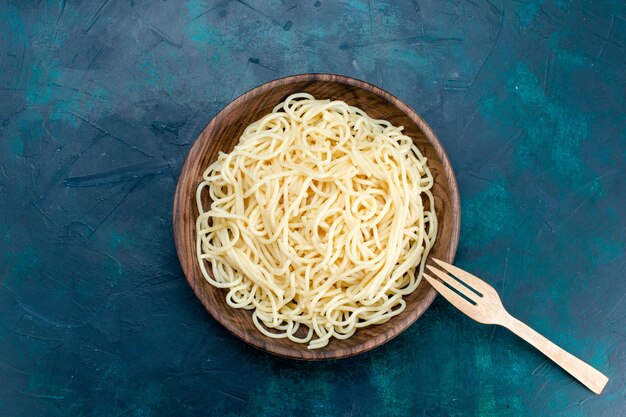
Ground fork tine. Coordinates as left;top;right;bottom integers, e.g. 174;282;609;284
426;265;480;303
423;273;476;313
433;258;492;295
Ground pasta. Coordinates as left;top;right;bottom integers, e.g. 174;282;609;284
196;93;437;349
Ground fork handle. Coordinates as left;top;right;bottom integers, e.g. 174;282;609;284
502;315;609;394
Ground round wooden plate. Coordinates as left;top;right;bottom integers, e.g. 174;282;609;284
173;74;460;360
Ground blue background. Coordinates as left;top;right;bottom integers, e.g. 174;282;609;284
1;1;625;416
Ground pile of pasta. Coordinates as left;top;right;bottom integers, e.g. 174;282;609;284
196;93;437;349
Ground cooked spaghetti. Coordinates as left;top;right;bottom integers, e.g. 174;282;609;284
196;93;437;349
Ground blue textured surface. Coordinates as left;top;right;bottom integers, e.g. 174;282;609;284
1;1;625;416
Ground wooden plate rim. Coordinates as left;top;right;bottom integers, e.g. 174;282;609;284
173;73;460;360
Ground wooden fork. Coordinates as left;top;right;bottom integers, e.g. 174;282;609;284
424;258;609;394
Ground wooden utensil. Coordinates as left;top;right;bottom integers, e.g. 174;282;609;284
173;74;461;360
424;259;609;394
